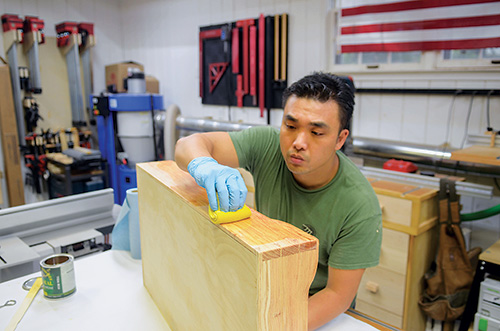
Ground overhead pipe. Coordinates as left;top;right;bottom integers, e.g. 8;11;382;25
175;116;257;132
163;112;495;198
352;137;452;162
351;136;500;177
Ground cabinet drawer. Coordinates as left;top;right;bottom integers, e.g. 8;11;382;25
357;266;406;317
356;299;403;329
377;194;412;227
379;228;409;274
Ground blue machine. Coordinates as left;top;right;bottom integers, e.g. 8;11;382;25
92;93;164;204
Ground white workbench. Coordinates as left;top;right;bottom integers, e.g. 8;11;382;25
0;250;381;330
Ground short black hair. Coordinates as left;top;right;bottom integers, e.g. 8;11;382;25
282;72;355;131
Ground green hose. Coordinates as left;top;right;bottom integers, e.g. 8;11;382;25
461;203;500;222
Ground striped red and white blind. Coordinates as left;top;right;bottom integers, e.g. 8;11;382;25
338;0;500;53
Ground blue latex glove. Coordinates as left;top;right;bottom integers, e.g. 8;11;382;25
188;157;248;212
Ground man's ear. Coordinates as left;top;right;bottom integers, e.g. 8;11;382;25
335;129;349;151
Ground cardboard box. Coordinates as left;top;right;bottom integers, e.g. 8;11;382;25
105;61;144;93
145;75;159;94
0;65;25;206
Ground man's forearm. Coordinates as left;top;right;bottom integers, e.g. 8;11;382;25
174;134;213;171
307;287;352;330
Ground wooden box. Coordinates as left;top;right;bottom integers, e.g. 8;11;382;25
137;161;318;330
0;65;25;206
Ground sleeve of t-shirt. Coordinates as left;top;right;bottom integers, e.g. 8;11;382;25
229;126;277;173
329;213;382;270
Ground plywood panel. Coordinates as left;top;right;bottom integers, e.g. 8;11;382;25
480;239;500;267
15;37;73;131
137;160;318;330
450;145;500;166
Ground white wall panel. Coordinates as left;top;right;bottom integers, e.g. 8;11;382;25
352;72;500;149
288;1;307;81
354;94;381;138
401;95;427;144
379;95;403;141
425;96;451;146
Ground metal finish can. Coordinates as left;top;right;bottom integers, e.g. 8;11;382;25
40;254;76;299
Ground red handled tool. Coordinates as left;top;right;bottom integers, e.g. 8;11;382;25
199;28;222;98
249;25;257;105
258;14;265;117
232;28;239;74
208;62;228;93
236;19;254;95
235;75;244;107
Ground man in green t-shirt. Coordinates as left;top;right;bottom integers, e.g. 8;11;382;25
175;72;382;330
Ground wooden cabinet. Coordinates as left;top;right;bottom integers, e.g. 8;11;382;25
356;179;439;331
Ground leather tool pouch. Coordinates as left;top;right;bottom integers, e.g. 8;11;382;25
418;179;480;322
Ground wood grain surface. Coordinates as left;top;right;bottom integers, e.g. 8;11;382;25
137;160;318;330
450;145;500;166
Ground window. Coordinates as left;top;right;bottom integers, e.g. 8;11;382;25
336;51;422;65
443;48;500;61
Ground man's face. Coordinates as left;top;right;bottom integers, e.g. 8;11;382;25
279;95;349;189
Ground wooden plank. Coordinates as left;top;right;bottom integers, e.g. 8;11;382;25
451;145;500;166
403;228;438;330
356;299;403;329
371;180;418;196
405;187;438;200
480;239;500;265
137;161;318;330
0;173;3;205
17;37;73;131
0;65;25;206
346;310;402;331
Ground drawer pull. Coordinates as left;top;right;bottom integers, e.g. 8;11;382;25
365;281;379;294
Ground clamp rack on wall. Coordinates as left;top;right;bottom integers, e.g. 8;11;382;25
1;14;45;146
55;22;96;130
78;23;96;127
78;23;97;149
56;22;86;127
23;16;44;94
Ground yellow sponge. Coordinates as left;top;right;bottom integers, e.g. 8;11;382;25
208;204;252;224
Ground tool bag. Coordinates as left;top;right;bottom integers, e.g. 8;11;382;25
418;178;480;322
